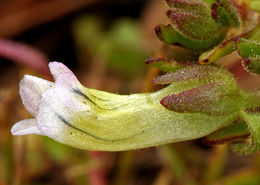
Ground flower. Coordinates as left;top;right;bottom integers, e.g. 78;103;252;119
11;62;244;151
11;62;92;139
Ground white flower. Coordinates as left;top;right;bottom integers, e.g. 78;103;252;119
11;62;238;151
11;62;91;138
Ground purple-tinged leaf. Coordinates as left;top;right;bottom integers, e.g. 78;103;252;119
165;0;209;15
167;10;220;40
212;0;242;27
152;65;229;85
160;82;241;115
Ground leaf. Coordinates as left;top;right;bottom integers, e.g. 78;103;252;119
203;120;250;145
154;24;226;51
145;57;191;72
199;11;259;64
155;0;242;52
154;65;242;115
199;39;234;64
152;65;234;85
167;10;220;40
160;82;241;115
232;111;260;155
211;0;241;27
235;38;260;74
242;11;260;38
165;0;210;15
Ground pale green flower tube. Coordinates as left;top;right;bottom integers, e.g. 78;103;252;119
11;62;241;151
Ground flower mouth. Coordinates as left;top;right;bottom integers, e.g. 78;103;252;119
11;62;92;137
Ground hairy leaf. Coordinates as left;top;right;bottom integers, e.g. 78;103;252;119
235;38;260;74
199;11;260;64
199;39;234;64
165;0;210;15
167;10;220;40
232;111;260;155
211;0;241;27
155;24;226;51
145;57;191;72
155;0;241;52
203;120;250;145
152;65;234;85
160;82;241;115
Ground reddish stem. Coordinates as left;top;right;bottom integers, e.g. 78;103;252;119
88;151;107;185
0;38;50;76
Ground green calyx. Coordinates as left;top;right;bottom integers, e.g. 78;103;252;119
236;38;260;74
155;0;241;52
199;10;260;75
147;60;260;155
203;120;250;145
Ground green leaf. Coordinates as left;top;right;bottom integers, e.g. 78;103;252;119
235;38;260;74
155;24;227;52
232;111;260;155
199;39;234;64
165;0;210;15
236;39;260;58
203;120;250;145
211;0;241;27
152;65;234;85
155;0;242;52
243;12;260;38
145;57;191;72
199;12;260;64
167;10;221;41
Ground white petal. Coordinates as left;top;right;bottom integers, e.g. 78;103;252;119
54;87;91;112
49;62;74;80
36;90;69;139
20;75;54;116
11;119;44;135
53;72;91;112
55;71;80;89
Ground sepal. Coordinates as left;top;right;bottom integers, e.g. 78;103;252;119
145;57;191;72
152;65;234;85
155;0;241;52
203;120;250;145
235;38;260;74
232;111;260;155
211;0;241;27
160;82;241;115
